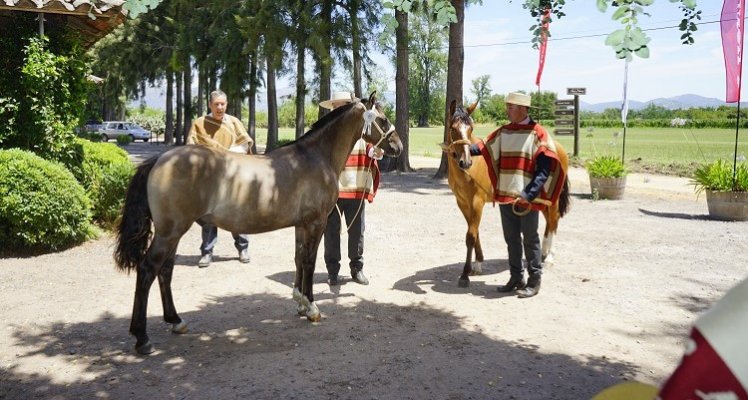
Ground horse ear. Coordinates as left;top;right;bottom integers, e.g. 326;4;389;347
466;101;478;115
438;142;450;152
449;100;457;116
368;91;377;105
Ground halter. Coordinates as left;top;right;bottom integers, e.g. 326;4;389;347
362;102;395;149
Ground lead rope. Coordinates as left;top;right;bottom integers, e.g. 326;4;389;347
334;103;391;233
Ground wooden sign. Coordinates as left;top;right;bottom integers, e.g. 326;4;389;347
554;129;574;136
555;119;574;126
554;109;574;116
554;99;574;106
567;87;587;95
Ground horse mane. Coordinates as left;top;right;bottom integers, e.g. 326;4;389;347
271;101;360;151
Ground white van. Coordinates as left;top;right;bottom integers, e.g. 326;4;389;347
100;121;151;142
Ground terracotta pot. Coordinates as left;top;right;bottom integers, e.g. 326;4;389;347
589;176;626;200
706;190;748;221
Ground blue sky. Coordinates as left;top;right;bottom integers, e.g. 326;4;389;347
458;1;730;104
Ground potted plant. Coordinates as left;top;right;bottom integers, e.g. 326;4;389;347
585;155;627;200
691;160;748;221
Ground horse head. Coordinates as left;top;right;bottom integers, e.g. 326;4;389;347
442;99;478;170
361;91;403;158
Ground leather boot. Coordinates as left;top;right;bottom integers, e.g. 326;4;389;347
517;273;541;298
497;275;526;292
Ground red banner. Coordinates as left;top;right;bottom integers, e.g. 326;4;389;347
535;8;551;87
721;0;746;103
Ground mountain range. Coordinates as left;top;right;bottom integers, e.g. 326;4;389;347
580;94;731;112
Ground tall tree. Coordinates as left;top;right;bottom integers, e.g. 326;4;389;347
434;0;465;179
470;74;491;104
408;8;448;128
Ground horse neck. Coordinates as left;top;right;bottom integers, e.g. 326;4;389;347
316;104;366;173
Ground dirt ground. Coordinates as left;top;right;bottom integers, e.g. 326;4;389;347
1;142;747;399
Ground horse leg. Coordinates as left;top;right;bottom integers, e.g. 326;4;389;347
130;234;173;355
458;231;476;288
292;224;325;322
542;207;560;265
470;196;485;276
158;246;188;335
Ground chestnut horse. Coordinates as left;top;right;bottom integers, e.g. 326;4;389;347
441;100;570;287
114;93;402;354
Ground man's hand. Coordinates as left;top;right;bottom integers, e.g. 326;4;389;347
368;147;384;160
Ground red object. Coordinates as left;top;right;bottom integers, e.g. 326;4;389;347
721;0;746;103
535;8;551;87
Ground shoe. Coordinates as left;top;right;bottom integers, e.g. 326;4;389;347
327;274;339;286
198;253;212;268
351;270;369;285
239;249;250;264
517;274;541;298
497;275;526;292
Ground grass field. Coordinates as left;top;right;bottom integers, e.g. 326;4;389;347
259;125;748;176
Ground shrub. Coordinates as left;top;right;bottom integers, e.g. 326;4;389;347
116;134;133;145
67;138;133;226
691;160;748;195
585;155;627;178
0;149;95;252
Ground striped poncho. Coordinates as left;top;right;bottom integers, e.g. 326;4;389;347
477;122;565;211
338;139;380;203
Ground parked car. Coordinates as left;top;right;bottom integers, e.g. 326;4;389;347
99;121;151;142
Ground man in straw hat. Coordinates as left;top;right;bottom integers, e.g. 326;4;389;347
470;91;566;298
320;91;384;286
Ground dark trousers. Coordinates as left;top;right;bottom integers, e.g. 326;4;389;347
499;204;542;277
324;198;365;277
199;223;249;255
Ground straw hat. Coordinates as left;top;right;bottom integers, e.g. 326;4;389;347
320;91;355;110
505;92;534;108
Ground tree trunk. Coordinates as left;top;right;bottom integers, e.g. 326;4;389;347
182;60;192;145
197;66;205;117
266;57;279;150
434;0;465;179
350;0;363;98
165;69;174;145
392;8;415;173
317;0;333;119
175;70;183;145
247;51;258;153
295;41;306;139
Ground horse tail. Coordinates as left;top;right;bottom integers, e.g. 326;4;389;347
557;178;571;217
114;156;158;273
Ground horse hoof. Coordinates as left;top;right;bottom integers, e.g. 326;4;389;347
135;341;155;355
458;278;470;288
306;302;321;322
470;262;483;276
172;321;188;334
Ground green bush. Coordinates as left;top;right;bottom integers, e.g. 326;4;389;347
691;160;748;195
0;149;95;252
585;155;627;178
116;134;133;145
67;138;133;226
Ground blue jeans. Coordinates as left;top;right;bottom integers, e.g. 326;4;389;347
324;198;365;277
199;223;248;255
499;204;542;277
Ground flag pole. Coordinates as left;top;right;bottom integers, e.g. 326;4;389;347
621;59;630;165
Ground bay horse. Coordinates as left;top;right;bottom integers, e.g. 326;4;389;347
114;93;402;354
441;100;570;288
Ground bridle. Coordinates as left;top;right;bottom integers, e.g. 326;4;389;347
361;101;395;150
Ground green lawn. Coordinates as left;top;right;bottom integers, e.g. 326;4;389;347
257;125;748;175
